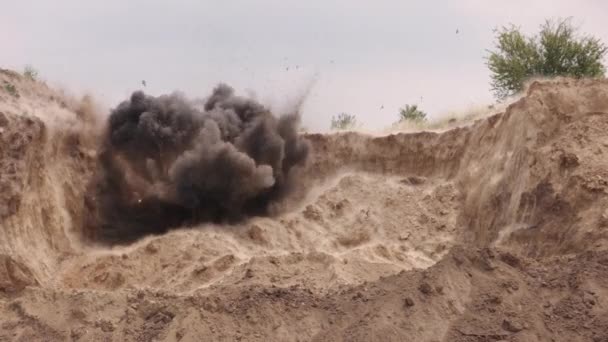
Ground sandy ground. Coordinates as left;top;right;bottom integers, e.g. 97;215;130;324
2;69;608;341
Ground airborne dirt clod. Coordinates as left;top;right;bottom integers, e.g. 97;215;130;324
2;69;608;341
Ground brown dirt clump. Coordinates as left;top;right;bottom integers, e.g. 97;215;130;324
0;255;39;293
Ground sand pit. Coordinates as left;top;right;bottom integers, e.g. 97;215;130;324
58;173;458;293
2;69;608;341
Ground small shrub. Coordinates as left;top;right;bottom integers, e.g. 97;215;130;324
330;113;357;130
398;104;427;123
23;65;38;81
3;82;19;97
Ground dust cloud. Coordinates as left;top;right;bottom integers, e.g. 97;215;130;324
86;84;310;243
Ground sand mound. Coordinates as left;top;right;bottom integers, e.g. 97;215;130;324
2;69;608;341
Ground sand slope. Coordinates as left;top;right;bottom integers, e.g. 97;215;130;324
1;69;608;341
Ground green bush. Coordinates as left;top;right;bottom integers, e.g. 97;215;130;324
398;104;427;123
487;18;607;99
3;82;18;97
330;113;357;130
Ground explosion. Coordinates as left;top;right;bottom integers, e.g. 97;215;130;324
86;84;310;243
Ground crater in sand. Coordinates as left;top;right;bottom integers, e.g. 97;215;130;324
58;172;461;293
4;74;608;341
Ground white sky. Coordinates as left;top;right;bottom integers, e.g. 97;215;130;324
1;0;607;131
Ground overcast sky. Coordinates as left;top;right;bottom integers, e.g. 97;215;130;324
2;0;607;131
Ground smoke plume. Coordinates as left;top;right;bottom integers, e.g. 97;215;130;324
86;84;310;243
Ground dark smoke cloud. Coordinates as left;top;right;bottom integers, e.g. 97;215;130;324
86;84;310;243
